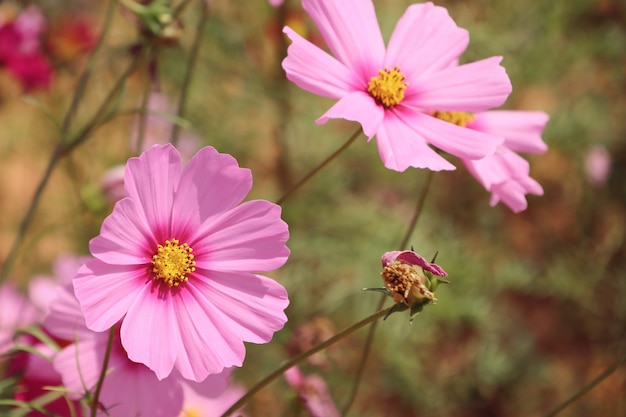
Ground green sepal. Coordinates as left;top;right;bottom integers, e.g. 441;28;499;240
383;302;408;320
362;287;391;296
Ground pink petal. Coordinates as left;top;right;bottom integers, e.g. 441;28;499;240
44;284;91;341
315;90;384;138
172;146;252;237
469;111;549;154
403;110;504;160
89;198;155;265
489;181;529;212
120;284;182;380
73;259;147;332
123;144;181;242
396;251;447;276
282;27;359;99
194;271;289;344
192;200;290;273
302;0;385;80
406;56;512;111
375;110;456;171
385;3;469;76
54;338;102;398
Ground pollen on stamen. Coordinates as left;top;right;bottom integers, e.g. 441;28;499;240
432;110;475;127
152;238;196;287
381;260;436;306
367;66;408;108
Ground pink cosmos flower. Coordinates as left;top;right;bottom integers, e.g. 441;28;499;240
0;283;39;355
74;144;290;382
458;111;549;212
282;0;512;172
45;284;230;417
179;380;246;417
284;366;340;417
584;145;611;186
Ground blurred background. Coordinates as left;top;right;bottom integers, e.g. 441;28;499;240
0;0;624;416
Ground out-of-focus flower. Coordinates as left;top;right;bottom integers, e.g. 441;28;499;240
179;380;246;417
585;145;611;186
287;316;336;370
45;284;230;417
74;144;290;381
284;366;340;417
0;283;39;355
440;110;549;212
381;250;447;308
0;5;52;90
47;16;96;62
269;0;285;7
100;164;127;204
282;0;511;172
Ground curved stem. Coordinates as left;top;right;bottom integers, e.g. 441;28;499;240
170;0;208;146
543;350;626;417
275;128;362;206
220;306;392;417
341;170;434;415
90;326;115;417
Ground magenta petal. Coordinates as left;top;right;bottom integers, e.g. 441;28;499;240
194;271;288;344
381;251;403;267
386;3;469;75
396;251;447;276
123;144;180;240
120;285;181;380
470;111;549;154
73;259;147;332
316;91;384;138
404;111;504;160
192;200;289;273
407;56;512;111
90;198;155;265
282;27;359;99
375;111;456;172
303;0;384;80
172;146;252;237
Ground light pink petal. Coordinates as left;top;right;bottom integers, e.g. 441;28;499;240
315;91;384;138
375;110;456;172
0;284;39;354
123;144;181;241
89;198;155;265
469;111;549;154
73;259;147;332
181;379;246;417
44;284;91;341
28;277;59;316
282;27;359;99
54;338;102;398
193;271;289;344
302;0;385;80
385;3;469;76
402;110;504;160
120;284;182;380
489;182;529;212
406;56;512;111
192;200;290;273
172;147;252;237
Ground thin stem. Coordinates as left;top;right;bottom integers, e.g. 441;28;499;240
220;306;393;417
135;73;153;154
341;171;434;415
543;351;626;417
170;0;208;146
275;128;362;206
90;327;116;417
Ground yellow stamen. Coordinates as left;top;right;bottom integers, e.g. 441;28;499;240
432;111;474;127
381;260;436;306
152;239;196;287
367;66;408;108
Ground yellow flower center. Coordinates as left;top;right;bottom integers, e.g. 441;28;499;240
152;239;196;287
381;260;436;306
367;66;408;108
432;111;474;127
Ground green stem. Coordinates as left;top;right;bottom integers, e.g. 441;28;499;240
275;128;362;206
170;0;208;146
220;306;392;417
90;327;116;417
341;170;434;415
543;351;626;417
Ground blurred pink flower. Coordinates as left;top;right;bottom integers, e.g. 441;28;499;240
584;145;611;186
45;284;230;417
179;380;246;417
74;144;290;381
100;164;127;204
459;111;549;212
285;366;340;417
269;0;285;7
282;0;511;172
0;6;52;90
0;283;39;355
